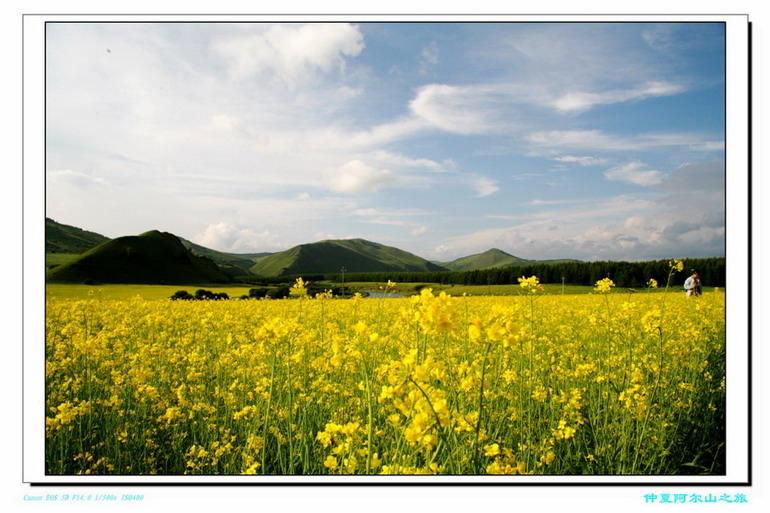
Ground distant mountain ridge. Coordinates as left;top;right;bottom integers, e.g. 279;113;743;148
44;219;578;284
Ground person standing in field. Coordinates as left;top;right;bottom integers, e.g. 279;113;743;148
684;270;702;297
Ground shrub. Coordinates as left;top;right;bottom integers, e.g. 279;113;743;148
249;288;269;299
170;290;194;300
267;286;290;299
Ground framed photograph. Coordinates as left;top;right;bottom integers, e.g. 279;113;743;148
20;10;754;511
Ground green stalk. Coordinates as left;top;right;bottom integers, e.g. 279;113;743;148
473;342;493;472
408;377;457;473
260;352;277;473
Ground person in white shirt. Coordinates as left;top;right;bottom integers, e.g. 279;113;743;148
684;270;701;297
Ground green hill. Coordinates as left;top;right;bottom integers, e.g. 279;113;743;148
46;230;231;285
45;218;110;254
250;238;448;277
441;248;532;271
178;237;271;278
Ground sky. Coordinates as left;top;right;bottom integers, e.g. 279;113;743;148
45;21;726;262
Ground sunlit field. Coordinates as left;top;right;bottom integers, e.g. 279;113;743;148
45;275;725;476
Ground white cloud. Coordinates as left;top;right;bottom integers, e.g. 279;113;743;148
526;129;723;153
642;25;679;51
313;118;428;151
353;207;433;218
551;155;610;167
418;41;439;75
48;169;110;189
209;113;247;135
323;160;394;195
659;160;725;192
367;150;444;171
212;23;364;87
551;81;684;114
470;176;499;197
528;199;579;206
409;84;512;135
604;162;665;187
193;222;284;253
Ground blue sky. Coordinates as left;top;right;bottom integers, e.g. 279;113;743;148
45;21;726;262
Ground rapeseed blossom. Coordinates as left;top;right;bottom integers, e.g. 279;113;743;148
593;277;615;293
45;281;725;476
669;259;685;272
518;275;545;294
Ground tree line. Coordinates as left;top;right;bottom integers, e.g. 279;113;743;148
258;257;725;289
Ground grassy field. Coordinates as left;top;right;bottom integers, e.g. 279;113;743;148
45;278;725;476
45;283;261;301
45;281;714;301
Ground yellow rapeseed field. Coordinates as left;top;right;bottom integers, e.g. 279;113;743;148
45;275;725;476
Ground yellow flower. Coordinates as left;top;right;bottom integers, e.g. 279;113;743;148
518;276;544;294
316;431;332;448
290;277;308;297
540;451;556;465
323;455;338;470
593;277;615;293
669;259;684;272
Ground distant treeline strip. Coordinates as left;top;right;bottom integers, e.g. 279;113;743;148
258;257;725;289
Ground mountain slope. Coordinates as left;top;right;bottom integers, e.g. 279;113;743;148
441;248;532;271
250;238;448;277
178;237;272;277
45;218;110;254
46;230;231;284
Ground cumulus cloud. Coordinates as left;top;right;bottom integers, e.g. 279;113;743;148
212;23;364;86
323;160;394;194
604;161;665;187
434;202;724;262
193;222;283;253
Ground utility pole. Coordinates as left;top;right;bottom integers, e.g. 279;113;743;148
341;266;347;298
562;275;566;295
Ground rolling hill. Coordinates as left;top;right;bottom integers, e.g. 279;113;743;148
46;230;232;284
250;238;448;277
178;237;272;278
44;220;582;283
45;218;110;254
441;248;533;271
